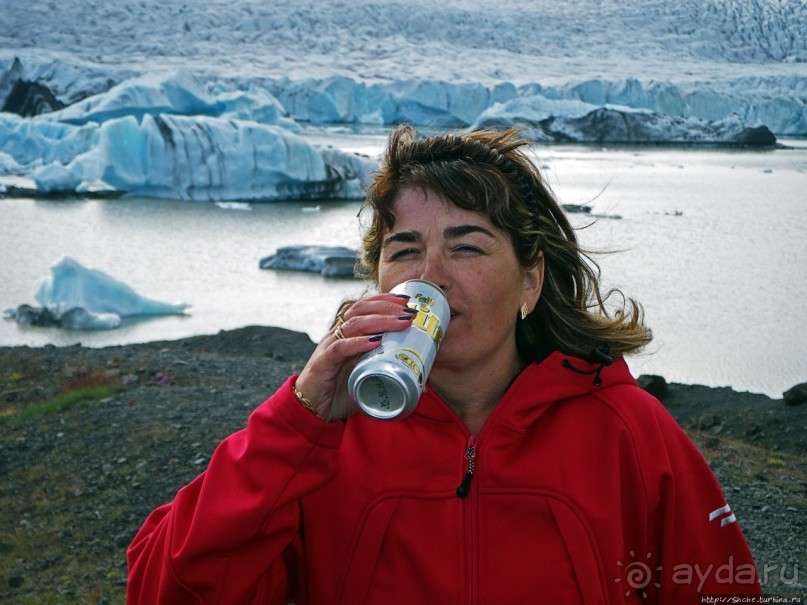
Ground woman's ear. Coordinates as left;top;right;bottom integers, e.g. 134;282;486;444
522;253;545;314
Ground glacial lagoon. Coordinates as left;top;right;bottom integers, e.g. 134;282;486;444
2;136;805;398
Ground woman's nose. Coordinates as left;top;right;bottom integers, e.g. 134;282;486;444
419;252;448;290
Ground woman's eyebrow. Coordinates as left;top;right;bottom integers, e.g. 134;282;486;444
444;224;496;240
383;230;422;246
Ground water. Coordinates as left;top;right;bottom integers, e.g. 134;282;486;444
1;135;805;398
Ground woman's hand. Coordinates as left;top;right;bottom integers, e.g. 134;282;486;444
295;293;415;421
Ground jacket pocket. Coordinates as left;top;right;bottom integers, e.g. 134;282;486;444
337;497;401;605
479;492;607;604
547;498;608;605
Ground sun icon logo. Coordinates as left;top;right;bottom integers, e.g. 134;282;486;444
615;550;662;598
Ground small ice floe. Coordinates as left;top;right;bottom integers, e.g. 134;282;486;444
215;201;252;211
3;256;190;330
301;205;321;212
259;245;359;279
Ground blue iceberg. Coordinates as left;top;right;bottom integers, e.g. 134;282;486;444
3;69;374;201
4;256;190;330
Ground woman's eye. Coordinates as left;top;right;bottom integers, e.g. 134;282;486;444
455;245;483;255
389;248;419;260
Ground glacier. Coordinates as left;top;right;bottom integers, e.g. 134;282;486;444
0;65;797;202
3;256;190;330
1;0;806;201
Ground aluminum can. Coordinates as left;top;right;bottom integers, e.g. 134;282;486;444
348;279;450;420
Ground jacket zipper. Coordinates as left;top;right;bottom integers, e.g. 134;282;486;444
457;434;479;604
456;435;477;498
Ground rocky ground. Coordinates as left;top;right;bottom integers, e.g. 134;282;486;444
0;325;804;604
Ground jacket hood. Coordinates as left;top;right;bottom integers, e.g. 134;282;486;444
416;350;639;431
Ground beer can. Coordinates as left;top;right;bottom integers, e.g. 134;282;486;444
348;279;450;420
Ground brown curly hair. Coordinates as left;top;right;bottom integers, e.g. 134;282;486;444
358;124;652;361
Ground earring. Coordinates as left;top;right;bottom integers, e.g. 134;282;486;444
520;302;529;320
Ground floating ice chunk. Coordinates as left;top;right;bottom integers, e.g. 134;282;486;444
33;162;81;192
0;150;24;176
215;201;252;211
11;256;191;330
260;246;359;278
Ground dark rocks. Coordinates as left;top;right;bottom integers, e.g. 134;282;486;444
8;575;23;589
784;382;807;406
697;412;723;431
172;325;317;361
638;374;669;399
259;245;360;279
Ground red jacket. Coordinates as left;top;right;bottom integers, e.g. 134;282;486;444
127;353;761;604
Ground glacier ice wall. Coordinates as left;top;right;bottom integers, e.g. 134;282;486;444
0;61;803;202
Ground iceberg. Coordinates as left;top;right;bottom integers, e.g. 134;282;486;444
544;108;777;146
2;67;373;201
260;246;360;279
211;82;300;131
472;95;778;146
4;256;190;330
44;69;223;126
95;114;356;201
33;162;81;193
0;112;99;169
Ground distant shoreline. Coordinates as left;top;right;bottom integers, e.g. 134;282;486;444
0;322;795;400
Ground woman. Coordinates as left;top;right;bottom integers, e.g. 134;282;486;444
127;126;761;604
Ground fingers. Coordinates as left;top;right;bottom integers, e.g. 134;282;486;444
333;310;415;344
332;293;414;342
339;293;411;322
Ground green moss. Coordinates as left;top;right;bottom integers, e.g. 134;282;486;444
4;385;126;424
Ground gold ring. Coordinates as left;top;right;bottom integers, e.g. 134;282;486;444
333;324;346;340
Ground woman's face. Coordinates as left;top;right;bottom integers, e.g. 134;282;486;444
377;187;543;374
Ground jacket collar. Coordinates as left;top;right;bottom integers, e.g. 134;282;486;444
414;351;638;432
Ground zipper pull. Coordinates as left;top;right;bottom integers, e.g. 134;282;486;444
456;437;477;498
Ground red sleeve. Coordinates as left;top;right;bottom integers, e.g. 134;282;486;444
641;402;762;603
126;376;344;604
